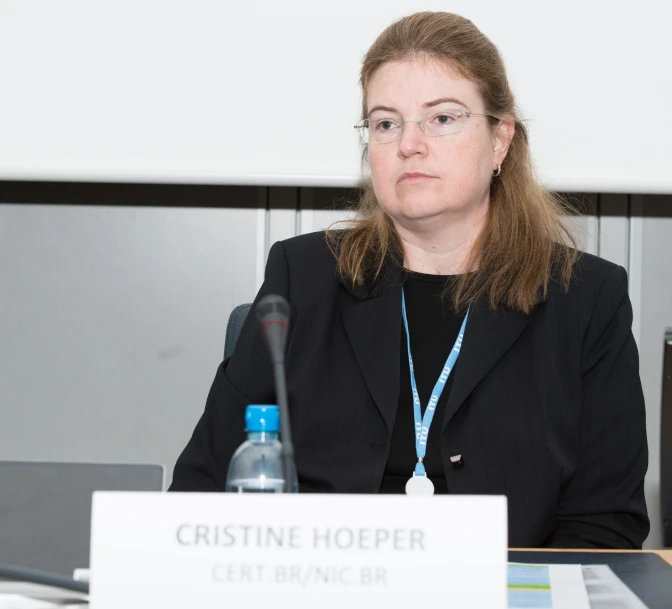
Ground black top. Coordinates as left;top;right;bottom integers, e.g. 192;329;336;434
171;232;650;549
379;271;465;493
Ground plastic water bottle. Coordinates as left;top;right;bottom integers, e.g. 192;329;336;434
225;405;298;493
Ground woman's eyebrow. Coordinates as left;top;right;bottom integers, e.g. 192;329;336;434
367;105;398;117
423;96;468;108
368;97;468;116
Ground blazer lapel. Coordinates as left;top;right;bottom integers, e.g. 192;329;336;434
442;304;533;432
340;276;403;436
338;256;541;436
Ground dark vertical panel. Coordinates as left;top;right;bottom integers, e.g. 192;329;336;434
268;187;299;209
0;181;265;208
630;195;672;218
299;187;361;210
600;194;629;216
662;329;672;547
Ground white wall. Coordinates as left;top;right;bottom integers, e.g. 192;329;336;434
0;0;670;192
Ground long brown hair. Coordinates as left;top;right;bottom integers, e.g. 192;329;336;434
326;12;579;313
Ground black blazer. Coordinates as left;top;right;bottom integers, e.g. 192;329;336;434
171;231;649;549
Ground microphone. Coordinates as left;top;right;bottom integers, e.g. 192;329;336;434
0;562;89;594
256;294;296;492
256;294;290;364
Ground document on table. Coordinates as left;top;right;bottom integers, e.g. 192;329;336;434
581;564;649;609
508;563;590;609
507;563;650;609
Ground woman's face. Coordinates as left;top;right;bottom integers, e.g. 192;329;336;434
366;58;513;227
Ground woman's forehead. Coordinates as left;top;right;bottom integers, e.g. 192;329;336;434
366;58;482;112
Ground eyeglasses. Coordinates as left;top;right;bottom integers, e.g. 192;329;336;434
354;107;499;145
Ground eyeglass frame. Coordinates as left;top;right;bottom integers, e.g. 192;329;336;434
354;109;501;145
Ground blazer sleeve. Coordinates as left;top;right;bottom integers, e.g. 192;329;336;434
544;265;650;548
169;241;292;491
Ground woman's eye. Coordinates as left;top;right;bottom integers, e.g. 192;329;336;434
435;114;457;125
376;120;396;131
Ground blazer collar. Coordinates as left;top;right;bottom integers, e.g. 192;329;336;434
340;260;404;434
339;262;539;437
441;303;532;433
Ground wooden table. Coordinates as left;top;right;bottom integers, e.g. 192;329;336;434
511;547;672;566
657;549;672;565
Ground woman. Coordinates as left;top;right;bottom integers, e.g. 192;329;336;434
171;12;649;549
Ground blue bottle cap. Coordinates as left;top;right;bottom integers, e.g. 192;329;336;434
245;405;280;432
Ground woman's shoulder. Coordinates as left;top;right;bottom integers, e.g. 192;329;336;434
280;229;331;255
266;231;343;301
571;251;627;293
573;250;619;274
547;249;629;313
276;230;338;271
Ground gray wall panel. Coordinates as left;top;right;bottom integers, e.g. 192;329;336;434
598;194;629;269
299;209;357;235
269;209;298;249
0;204;261;486
1;192;668;550
627;199;672;548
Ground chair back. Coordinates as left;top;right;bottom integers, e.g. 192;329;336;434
224;303;252;360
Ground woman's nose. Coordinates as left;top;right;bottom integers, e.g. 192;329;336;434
397;121;428;158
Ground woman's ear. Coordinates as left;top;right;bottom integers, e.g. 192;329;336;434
492;120;515;168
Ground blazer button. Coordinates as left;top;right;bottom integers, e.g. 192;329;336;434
450;454;465;469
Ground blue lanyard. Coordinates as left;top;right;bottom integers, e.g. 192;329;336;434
401;288;469;477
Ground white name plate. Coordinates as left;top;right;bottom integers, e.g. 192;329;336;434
90;492;507;609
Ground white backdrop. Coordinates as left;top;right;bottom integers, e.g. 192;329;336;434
0;0;670;193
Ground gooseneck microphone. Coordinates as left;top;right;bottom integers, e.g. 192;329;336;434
256;294;295;492
0;563;89;594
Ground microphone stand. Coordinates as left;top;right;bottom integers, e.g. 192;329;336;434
256;294;297;493
271;358;295;493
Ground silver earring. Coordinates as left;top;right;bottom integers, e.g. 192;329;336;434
493;165;502;177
